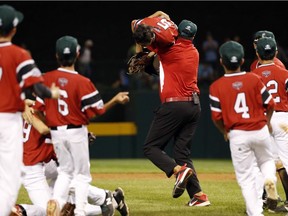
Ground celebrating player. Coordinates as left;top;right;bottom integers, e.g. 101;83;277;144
11;102;129;216
0;4;60;215
250;30;285;71
251;37;288;212
32;35;129;215
131;11;210;207
209;40;279;216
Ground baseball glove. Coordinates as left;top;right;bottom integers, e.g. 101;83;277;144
88;132;96;145
60;202;75;216
127;52;159;75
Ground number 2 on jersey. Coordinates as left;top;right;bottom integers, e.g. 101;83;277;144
267;80;280;103
234;92;250;118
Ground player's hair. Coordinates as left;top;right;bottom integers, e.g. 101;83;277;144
57;55;76;67
258;50;276;61
0;27;13;37
222;62;241;71
133;24;154;45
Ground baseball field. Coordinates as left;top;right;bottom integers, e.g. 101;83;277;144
17;159;285;216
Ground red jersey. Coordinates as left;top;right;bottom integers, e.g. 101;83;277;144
23;120;56;166
157;37;200;102
34;68;105;127
252;63;288;112
133;17;178;52
209;72;275;131
0;42;44;112
250;57;285;71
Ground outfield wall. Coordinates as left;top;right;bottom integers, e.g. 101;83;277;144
89;87;231;159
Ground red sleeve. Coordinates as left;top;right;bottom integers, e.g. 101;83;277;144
80;80;106;119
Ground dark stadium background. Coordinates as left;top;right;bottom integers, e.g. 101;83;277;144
3;1;288;85
4;1;288;158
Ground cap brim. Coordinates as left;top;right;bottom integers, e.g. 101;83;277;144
16;11;24;24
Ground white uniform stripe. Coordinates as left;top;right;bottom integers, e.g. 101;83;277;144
19;68;42;88
210;106;222;112
260;86;266;94
209;94;220;102
16;59;35;73
36;96;45;105
81;100;103;112
81;90;99;101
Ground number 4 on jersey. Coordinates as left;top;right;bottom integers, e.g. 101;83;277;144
234;92;250;118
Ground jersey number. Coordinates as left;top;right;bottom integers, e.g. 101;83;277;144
234;92;250;118
23;122;32;143
58;90;69;116
157;19;172;30
267;80;280;103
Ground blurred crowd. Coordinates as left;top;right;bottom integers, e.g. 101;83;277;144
23;33;288;93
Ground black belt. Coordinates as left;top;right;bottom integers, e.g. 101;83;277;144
275;110;288;112
50;124;82;130
164;96;193;103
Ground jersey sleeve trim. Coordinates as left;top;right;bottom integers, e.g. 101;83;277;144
209;94;221;112
36;96;45;105
81;90;103;112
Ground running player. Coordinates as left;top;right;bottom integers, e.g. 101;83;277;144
251;37;288;212
209;40;279;216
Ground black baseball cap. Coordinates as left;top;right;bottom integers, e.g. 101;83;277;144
253;30;275;43
0;4;23;33
219;41;244;67
256;37;277;58
178;19;197;38
56;36;79;59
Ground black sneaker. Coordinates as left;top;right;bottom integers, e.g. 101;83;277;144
274;201;288;213
113;187;129;216
266;198;278;212
172;163;193;198
101;190;115;216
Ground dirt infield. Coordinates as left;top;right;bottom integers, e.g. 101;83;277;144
91;173;236;181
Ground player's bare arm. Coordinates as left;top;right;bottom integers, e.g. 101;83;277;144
30;115;50;135
104;92;130;110
22;102;34;124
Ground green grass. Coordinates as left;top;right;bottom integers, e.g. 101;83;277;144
17;159;285;216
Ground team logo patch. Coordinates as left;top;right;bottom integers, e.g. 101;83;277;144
230;56;238;63
232;81;243;90
58;78;68;87
262;70;271;77
264;44;272;50
63;47;71;54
